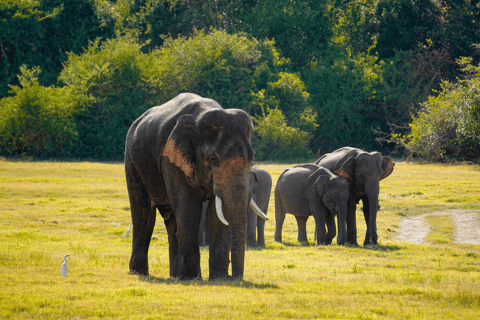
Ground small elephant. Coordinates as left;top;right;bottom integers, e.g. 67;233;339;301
316;147;395;246
247;166;272;247
274;163;351;245
200;166;272;248
125;93;267;280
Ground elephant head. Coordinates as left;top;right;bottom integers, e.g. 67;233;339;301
163;107;264;279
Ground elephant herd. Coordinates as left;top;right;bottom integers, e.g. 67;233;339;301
124;93;395;281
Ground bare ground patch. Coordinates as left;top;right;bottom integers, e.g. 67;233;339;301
394;209;480;245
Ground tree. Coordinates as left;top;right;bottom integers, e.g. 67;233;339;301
0;0;113;98
395;58;480;162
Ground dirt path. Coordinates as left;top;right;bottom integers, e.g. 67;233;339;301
393;209;480;245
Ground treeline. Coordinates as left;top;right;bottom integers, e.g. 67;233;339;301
1;0;479;162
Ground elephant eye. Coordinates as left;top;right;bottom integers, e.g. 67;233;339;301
209;153;219;164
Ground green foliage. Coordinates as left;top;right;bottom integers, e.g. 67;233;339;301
252;108;313;161
150;29;263;109
246;0;332;70
0;0;114;98
304;48;385;154
0;66;77;156
1;0;480;161
396;59;480;162
59;36;155;159
375;0;442;59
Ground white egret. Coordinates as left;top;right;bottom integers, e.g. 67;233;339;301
123;223;132;238
61;254;69;277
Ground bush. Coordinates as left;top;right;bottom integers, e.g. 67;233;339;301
396;59;480;162
252;108;313;162
0;66;77;156
59;36;156;160
149;29;266;109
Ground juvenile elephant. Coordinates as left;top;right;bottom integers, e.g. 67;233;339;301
124;93;267;280
274;163;351;245
316;147;395;246
199;166;272;248
247;166;272;247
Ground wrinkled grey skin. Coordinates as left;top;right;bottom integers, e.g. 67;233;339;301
125;93;255;280
199;166;272;248
316;147;395;246
274;163;351;245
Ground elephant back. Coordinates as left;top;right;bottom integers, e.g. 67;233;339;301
315;147;360;172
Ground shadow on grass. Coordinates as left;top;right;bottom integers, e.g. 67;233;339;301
271;241;403;252
138;275;278;289
361;243;403;252
277;240;316;247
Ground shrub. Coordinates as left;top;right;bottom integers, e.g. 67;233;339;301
252;108;313;162
59;36;156;160
396;59;480;162
0;66;77;156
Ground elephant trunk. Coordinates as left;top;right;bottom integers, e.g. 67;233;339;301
213;156;250;280
364;183;380;245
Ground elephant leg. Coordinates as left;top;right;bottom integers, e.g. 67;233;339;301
362;194;379;245
325;212;336;245
295;216;309;242
126;162;156;276
176;208;202;280
313;214;327;245
159;206;179;277
257;215;265;248
346;195;358;245
274;194;285;242
199;201;209;247
208;200;230;280
246;207;258;247
310;198;329;245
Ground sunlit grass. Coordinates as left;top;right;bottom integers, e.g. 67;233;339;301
1;159;479;319
425;214;455;244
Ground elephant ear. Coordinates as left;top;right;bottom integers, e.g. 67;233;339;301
308;169;330;196
163;114;196;178
334;157;354;181
250;167;260;183
380;156;395;180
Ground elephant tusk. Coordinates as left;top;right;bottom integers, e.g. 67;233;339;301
250;199;268;220
215;196;229;226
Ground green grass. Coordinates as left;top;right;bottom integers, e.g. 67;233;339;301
1;160;480;319
425;214;455;244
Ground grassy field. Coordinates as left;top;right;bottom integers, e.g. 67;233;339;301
0;159;479;319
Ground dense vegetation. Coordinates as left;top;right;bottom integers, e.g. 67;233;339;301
1;0;480;161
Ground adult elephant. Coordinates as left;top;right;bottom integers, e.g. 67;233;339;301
274;164;351;245
315;147;395;246
199;166;272;248
124;93;266;280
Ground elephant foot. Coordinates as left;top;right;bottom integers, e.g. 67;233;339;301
345;242;360;248
209;275;234;281
179;274;203;281
363;237;378;246
129;269;149;276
